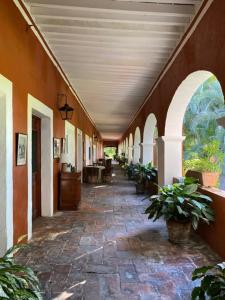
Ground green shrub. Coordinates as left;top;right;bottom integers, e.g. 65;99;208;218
144;178;214;230
192;262;225;299
0;244;42;299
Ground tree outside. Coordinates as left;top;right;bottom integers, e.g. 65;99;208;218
104;147;117;159
183;75;225;190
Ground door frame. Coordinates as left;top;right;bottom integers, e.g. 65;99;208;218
27;94;53;239
65;120;75;167
77;128;83;172
0;74;13;255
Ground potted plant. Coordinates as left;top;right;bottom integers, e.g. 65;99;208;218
184;140;224;187
123;162;136;180
145;162;158;195
0;244;42;299
192;262;225;299
144;178;214;243
134;163;149;194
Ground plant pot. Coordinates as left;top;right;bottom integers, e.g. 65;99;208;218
166;220;191;244
145;180;158;196
135;183;145;194
186;170;219;187
201;172;220;187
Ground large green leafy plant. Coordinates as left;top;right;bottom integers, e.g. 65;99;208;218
145;162;158;182
0;244;42;299
144;178;214;230
134;162;157;184
184;140;224;173
192;262;225;299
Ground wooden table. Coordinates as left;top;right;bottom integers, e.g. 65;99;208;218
86;165;105;183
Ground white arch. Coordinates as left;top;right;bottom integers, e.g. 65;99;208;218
165;71;213;136
0;74;13;255
133;127;141;164
159;70;213;185
128;133;133;163
142;113;157;165
125;137;128;158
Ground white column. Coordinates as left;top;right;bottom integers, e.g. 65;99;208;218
133;145;140;164
157;136;185;186
142;142;154;165
128;146;133;164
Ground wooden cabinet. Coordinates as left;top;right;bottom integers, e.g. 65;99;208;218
59;172;81;210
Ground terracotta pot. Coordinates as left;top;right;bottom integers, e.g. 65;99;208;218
166;220;191;244
201;172;220;187
135;183;145;194
186;170;219;187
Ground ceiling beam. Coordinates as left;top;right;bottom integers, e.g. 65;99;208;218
25;0;195;16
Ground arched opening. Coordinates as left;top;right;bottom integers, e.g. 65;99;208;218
133;127;141;164
125;137;128;159
142;113;157;165
128;133;133;163
183;75;225;189
0;74;13;255
162;70;216;185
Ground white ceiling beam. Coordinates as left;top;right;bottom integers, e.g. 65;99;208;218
44;32;177;47
35;18;185;34
39;24;181;39
52;48;170;60
32;9;190;26
26;0;194;16
58;57;167;68
48;38;174;51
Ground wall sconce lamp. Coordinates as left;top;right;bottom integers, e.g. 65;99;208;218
58;93;74;121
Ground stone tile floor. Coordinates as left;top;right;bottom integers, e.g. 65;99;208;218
17;165;221;300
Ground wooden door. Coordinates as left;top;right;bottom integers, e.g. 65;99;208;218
32;116;41;219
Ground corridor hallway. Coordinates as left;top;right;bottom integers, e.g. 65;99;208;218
17;166;220;300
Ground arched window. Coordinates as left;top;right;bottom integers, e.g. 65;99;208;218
142;114;157;165
133;127;141;163
162;70;223;185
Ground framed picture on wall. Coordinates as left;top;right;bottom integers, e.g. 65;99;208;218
16;133;28;166
61;138;66;154
53;138;61;159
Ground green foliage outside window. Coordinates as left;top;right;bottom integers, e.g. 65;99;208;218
104;147;117;159
183;76;225;185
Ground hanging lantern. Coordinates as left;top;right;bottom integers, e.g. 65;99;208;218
58;94;74;121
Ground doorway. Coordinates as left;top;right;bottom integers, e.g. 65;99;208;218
28;94;53;239
77;129;83;172
65;121;75;167
32;116;41;220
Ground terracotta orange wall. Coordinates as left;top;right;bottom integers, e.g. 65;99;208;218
0;1;101;243
103;140;119;148
120;0;225;258
198;188;225;259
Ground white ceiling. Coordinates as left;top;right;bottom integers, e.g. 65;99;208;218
24;0;202;140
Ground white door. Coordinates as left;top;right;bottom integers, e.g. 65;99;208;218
65;121;75;167
85;134;90;165
93;145;97;163
77;129;83;172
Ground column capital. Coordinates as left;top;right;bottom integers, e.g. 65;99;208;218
157;136;185;144
141;142;155;147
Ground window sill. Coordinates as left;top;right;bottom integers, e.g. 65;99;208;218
199;186;225;198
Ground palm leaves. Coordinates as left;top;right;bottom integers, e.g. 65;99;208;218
0;244;42;300
183;75;225;161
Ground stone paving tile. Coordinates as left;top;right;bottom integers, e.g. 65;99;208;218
17;165;221;300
